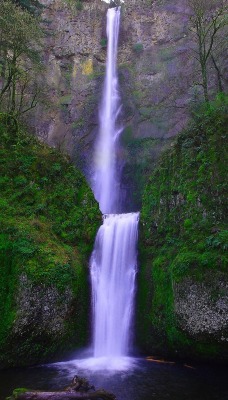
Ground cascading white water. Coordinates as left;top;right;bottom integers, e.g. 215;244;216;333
91;212;139;358
93;7;121;214
90;7;139;367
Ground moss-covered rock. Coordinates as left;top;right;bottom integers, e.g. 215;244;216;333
120;130;173;211
137;96;228;362
0;117;101;369
6;388;28;400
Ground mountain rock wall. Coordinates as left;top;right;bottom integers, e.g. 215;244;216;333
33;0;219;205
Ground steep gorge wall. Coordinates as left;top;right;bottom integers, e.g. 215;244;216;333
33;0;108;159
32;0;215;205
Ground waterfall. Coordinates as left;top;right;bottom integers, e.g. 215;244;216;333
91;212;139;358
93;6;121;214
90;7;139;366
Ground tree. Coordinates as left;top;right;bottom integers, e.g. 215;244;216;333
188;0;227;102
0;0;44;119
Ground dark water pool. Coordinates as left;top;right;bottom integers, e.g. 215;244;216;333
0;358;227;400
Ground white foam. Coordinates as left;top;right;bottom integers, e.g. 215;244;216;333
52;356;137;373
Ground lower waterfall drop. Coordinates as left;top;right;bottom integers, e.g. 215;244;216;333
91;213;139;360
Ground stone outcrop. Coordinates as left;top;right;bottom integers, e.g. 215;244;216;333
174;277;228;341
14;274;74;337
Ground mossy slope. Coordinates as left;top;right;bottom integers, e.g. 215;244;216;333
0;118;101;368
138;97;228;362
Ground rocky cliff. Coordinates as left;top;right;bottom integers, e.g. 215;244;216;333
137;97;228;362
32;0;227;208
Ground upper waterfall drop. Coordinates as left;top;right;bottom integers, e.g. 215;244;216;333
93;7;121;214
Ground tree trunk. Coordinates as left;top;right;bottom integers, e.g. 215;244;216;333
202;66;209;102
10;376;116;400
16;390;116;400
10;54;17;114
211;54;223;93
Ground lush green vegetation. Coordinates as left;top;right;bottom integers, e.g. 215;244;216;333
0;117;100;367
137;95;228;360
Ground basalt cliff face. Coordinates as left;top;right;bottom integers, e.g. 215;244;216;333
33;0;219;206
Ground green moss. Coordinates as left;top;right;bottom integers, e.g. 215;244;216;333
159;47;174;61
122;136;172;210
59;94;72;105
72;118;84;129
6;388;28;400
64;0;83;12
137;95;228;361
0;118;100;368
139;107;152;118
132;43;144;54
120;125;133;146
75;0;83;11
13;388;28;397
100;38;107;48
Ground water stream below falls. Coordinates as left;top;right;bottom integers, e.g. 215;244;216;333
1;360;228;400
